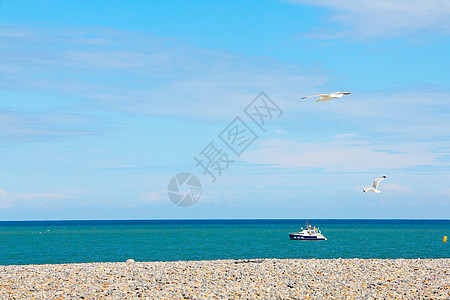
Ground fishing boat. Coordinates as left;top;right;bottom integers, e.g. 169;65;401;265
289;222;327;240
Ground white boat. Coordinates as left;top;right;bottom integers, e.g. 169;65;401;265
289;222;327;240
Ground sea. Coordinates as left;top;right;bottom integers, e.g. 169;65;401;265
0;219;448;266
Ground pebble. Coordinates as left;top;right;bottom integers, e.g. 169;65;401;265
0;258;448;299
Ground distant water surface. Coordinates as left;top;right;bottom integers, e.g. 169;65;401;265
0;219;448;265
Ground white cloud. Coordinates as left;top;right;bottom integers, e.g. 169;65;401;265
290;0;450;39
382;183;414;194
242;136;448;172
442;188;450;197
140;190;166;204
274;129;288;134
283;89;450;143
0;188;71;208
0;25;327;121
0;110;98;143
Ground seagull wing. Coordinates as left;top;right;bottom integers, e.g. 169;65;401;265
318;96;333;101
300;94;329;99
372;176;386;189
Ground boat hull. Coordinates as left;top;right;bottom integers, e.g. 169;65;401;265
289;234;327;240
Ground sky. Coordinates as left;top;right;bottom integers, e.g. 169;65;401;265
0;0;449;220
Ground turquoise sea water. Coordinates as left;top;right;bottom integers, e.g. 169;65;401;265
0;220;448;265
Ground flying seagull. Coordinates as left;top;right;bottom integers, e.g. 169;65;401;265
363;176;387;193
301;92;351;102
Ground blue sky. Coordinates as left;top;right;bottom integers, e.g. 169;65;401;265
0;0;449;220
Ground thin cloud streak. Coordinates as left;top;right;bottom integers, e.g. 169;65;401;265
0;188;71;209
382;183;414;194
290;0;450;40
0;25;327;120
284;89;450;142
140;190;167;204
242;137;449;172
0;110;99;143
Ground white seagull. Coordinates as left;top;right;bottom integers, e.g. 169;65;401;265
301;92;351;102
363;176;387;193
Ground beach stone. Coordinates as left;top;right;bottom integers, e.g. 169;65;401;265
126;259;135;263
0;258;449;299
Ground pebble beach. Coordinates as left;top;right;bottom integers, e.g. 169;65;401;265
0;258;449;299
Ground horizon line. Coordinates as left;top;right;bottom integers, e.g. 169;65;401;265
0;218;449;222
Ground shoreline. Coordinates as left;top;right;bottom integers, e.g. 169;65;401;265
1;258;449;299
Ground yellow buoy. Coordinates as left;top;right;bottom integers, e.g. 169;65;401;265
444;236;447;243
